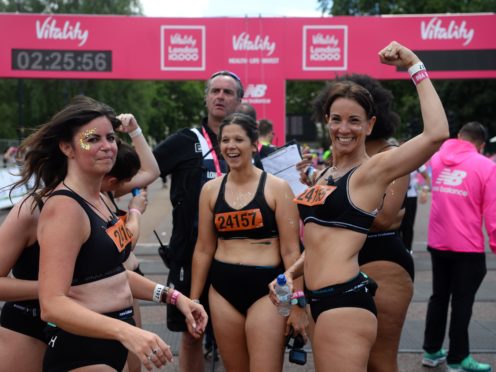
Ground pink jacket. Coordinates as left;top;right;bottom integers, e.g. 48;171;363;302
428;138;496;253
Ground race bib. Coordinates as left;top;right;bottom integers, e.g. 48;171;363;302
106;218;133;253
215;208;263;232
294;185;337;206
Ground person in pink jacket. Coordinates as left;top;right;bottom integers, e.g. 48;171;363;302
422;121;496;372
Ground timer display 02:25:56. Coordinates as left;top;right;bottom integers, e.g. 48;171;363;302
12;49;112;72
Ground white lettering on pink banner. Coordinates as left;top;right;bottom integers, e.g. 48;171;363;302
312;33;339;47
421;17;474;46
36;17;88;46
161;26;205;71
168;33;199;61
303;26;347;71
244;84;270;104
232;32;276;56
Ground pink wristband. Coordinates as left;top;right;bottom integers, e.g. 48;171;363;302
292;290;305;299
129;208;142;216
412;70;429;85
171;290;181;306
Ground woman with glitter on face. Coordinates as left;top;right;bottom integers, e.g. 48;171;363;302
190;113;307;372
270;41;449;371
11;95;208;371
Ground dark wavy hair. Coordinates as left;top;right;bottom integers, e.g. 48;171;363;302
107;141;141;182
313;80;375;122
219;113;259;145
12;95;120;204
313;75;399;140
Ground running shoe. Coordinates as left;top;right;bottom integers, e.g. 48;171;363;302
447;355;492;372
422;348;447;367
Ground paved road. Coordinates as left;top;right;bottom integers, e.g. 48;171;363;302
1;180;494;371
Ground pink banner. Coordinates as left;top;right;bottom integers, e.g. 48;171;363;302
1;13;495;141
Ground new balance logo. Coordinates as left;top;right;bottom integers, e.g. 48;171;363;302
48;336;57;348
435;169;467;186
244;84;267;98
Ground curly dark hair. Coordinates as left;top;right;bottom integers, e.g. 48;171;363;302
313;74;399;140
107;141;141;182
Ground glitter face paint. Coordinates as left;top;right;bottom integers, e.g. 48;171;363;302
79;128;96;151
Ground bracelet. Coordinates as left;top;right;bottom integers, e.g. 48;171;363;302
152;284;166;303
291;290;305;300
129;208;142;216
407;61;426;77
170;290;181;306
412;70;429;85
407;61;429;86
128;127;143;139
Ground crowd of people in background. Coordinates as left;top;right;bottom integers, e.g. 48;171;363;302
0;39;494;372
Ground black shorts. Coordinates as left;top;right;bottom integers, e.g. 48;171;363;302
210;259;283;315
0;300;47;342
166;261;210;332
307;272;377;322
43;308;135;372
359;231;415;281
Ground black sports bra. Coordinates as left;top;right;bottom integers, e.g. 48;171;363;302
213;172;279;240
294;167;377;234
12;199;44;281
49;190;132;286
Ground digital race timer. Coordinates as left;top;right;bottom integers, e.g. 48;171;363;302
11;49;112;72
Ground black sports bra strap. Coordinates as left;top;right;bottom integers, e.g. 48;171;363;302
219;174;228;195
49;189;94;217
256;172;267;195
254;172;267;204
315;166;332;183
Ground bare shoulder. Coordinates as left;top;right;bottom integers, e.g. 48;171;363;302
202;175;223;193
41;192;88;229
265;173;295;197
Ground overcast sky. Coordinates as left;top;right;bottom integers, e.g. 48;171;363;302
140;0;323;18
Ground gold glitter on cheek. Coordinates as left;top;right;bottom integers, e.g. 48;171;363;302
79;128;96;151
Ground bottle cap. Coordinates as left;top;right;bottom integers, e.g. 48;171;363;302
277;274;287;285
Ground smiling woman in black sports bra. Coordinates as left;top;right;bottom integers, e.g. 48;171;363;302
270;41;449;372
12;95;207;371
190;113;305;372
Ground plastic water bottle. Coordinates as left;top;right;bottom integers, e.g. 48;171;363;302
275;274;291;316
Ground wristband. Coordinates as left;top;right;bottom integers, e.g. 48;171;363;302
129;208;142;216
129;127;143;139
412;70;429;85
291;290;305;300
407;61;426;77
170;290;181;306
152;284;165;303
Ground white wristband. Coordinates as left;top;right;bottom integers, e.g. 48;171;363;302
152;284;165;303
408;61;426;78
129;127;143;139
